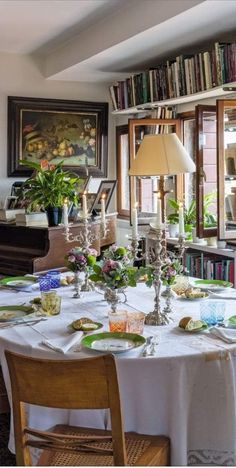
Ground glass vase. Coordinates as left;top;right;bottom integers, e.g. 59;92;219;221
73;271;81;298
163;285;173;315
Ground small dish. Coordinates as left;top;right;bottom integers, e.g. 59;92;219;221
69;320;103;333
81;332;146;353
178;293;209;301
177;324;208;333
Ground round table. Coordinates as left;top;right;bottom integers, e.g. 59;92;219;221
0;281;236;466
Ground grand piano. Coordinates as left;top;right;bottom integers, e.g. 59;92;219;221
0;214;116;275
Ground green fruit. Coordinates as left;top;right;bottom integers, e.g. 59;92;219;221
87;255;96;267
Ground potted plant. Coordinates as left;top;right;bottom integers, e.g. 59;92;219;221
168;198;196;240
19;160;81;226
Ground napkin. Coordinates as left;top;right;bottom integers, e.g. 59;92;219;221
42;331;83;353
210;327;236;343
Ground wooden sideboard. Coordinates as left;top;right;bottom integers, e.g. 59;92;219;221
0;213;117;275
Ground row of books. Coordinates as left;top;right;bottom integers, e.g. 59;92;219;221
109;41;236;111
185;252;235;284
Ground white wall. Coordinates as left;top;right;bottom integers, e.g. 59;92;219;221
0;52;116;206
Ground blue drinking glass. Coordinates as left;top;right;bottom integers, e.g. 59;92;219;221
39;275;51;292
47;270;61;288
200;301;225;326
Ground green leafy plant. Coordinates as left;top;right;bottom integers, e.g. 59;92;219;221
18;160;81;211
167;198;196;226
167;192;217;229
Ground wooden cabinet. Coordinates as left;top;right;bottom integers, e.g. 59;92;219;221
0;214;117;275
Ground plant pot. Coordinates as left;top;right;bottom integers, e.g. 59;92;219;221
46;207;62;227
168;224;179;238
184;223;193;240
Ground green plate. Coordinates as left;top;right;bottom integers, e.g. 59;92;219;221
0;305;34;322
81;332;146;353
0;276;38;288
192;279;233;291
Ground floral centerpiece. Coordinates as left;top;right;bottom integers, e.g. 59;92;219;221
160;258;183;286
89;250;138;312
139;257;183;288
103;245;133;265
65;247;97;298
65;247;97;272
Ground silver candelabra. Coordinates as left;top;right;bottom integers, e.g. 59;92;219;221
63;213;108;291
145;223;172;326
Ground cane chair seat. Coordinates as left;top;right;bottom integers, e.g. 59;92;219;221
5;351;170;466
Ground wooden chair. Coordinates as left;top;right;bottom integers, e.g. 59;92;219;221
0;365;10;414
5;351;170;466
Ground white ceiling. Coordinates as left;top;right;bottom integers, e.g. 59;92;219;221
0;0;236;83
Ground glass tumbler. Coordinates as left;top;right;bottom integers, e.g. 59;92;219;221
39;275;51;292
127;311;145;334
108;310;127;333
47;270;61;288
41;290;61;316
200;301;225;326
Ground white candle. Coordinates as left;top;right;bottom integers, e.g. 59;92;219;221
156;194;162;229
179;202;185;235
132;203;138;238
101;194;106;225
62;199;68;226
82;192;87;218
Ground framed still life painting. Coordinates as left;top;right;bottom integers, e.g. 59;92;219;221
7;96;108;178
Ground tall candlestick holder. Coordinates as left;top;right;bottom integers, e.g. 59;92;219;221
63;215;98;292
145;223;171;326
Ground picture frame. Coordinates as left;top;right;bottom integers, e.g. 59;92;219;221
4;196;18;210
91;180;117;213
7;96;108;178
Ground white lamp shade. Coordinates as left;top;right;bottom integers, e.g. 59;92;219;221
129;133;196;176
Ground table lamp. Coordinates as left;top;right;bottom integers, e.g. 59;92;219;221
129;133;196;325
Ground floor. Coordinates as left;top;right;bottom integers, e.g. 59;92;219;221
0;414;16;466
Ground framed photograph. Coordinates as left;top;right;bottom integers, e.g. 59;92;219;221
4;196;18;210
91;180;117;213
7;96;108;178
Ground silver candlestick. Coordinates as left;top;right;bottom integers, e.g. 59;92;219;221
145;224;171;326
63;215;97;292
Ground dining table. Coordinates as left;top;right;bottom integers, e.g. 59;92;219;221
0;277;236;466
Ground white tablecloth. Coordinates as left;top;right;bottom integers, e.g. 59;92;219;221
0;282;236;466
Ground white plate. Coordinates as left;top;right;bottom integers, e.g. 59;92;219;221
91;338;135;352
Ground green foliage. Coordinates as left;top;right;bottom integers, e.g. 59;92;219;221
18;160;81;210
167;193;217;228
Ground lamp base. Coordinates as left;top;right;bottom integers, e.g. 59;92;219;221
145;310;171;326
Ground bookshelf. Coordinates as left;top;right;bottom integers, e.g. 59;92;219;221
112;84;236;115
167;238;236;287
110;41;236;115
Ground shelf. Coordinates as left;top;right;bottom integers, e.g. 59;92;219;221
112;83;236;115
167;238;236;258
